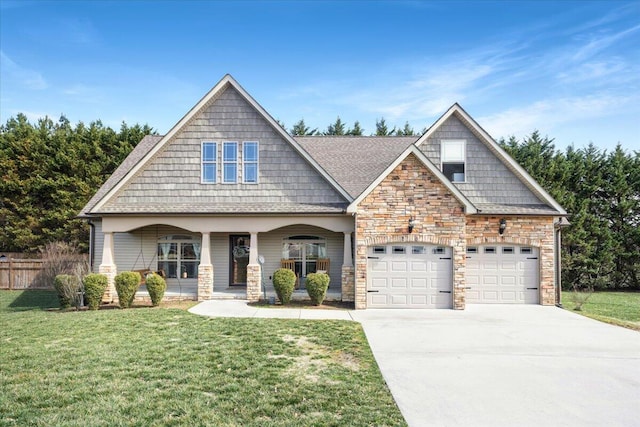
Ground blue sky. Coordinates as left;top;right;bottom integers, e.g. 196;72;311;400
1;0;638;151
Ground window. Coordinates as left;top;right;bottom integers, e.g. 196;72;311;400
157;235;201;279
502;247;515;254
467;247;478;254
520;247;533;254
283;236;327;279
201;142;217;183
392;246;406;254
412;246;426;254
441;140;465;182
373;246;386;254
484;247;496;254
223;142;238;183
432;247;446;254
243;142;259;183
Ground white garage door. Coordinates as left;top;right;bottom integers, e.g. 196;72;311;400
367;244;453;308
466;245;539;304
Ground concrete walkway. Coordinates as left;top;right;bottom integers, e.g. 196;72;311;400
189;300;640;427
189;299;355;320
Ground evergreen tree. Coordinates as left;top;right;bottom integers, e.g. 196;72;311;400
375;117;395;136
324;116;346;135
290;119;317;136
347;121;364;136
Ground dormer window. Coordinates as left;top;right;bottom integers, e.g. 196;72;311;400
441;140;466;182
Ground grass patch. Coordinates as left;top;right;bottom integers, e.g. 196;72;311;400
562;291;640;331
0;290;406;426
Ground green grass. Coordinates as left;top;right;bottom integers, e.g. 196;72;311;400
0;290;406;427
561;291;640;331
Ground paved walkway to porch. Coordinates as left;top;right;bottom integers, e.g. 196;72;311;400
189;299;355;320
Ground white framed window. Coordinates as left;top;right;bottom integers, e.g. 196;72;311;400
223;142;238;184
282;235;327;279
242;141;259;184
157;235;201;279
201;142;217;184
441;140;466;182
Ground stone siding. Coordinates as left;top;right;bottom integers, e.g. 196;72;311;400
355;153;467;309
197;264;213;301
99;264;117;303
341;265;355;302
246;264;261;302
466;215;556;305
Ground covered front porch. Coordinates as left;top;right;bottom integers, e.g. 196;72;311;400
95;215;355;303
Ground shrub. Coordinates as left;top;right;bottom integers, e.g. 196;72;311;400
114;271;141;309
83;274;108;310
305;272;330;306
145;273;167;307
53;274;82;309
37;241;86;288
272;268;296;304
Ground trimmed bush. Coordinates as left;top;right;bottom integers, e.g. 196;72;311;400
272;268;296;305
305;272;330;306
114;271;141;309
54;274;82;309
83;273;108;310
145;273;167;307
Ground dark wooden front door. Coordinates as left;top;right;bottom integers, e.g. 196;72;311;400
229;235;250;286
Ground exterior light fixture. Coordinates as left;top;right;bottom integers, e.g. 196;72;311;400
408;217;416;233
499;218;507;235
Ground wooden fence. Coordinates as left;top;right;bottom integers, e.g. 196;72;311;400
0;259;50;290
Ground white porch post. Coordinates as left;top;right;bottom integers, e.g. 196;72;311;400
246;232;261;302
342;232;353;267
198;232;213;301
341;232;355;302
99;232;117;303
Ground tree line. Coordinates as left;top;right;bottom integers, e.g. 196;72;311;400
0;114;153;253
1;115;637;290
500;132;639;290
288;117;421;136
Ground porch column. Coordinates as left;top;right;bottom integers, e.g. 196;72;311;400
341;232;355;302
197;232;213;301
99;232;117;303
246;232;261;302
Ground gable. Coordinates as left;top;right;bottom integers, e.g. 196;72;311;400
418;114;548;206
358;152;467;216
348;145;476;214
96;85;348;214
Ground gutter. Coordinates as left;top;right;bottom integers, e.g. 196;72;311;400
554;218;571;307
88;221;96;271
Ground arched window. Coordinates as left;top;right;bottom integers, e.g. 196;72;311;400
282;235;327;279
157;235;201;279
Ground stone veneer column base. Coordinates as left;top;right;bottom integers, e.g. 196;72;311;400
341;266;355;302
246;264;261;302
197;264;213;301
99;264;117;303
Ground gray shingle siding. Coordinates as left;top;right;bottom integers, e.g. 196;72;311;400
102;85;347;211
418;115;543;205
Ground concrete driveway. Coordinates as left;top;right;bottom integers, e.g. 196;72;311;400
350;305;640;427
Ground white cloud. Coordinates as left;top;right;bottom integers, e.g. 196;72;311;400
571;23;640;62
478;93;638;140
0;51;48;90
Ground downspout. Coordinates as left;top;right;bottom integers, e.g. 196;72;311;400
88;221;96;272
554;218;569;307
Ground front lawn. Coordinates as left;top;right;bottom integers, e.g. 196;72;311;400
0;290;406;427
561;291;640;331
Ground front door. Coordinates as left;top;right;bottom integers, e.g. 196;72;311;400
229;235;250;286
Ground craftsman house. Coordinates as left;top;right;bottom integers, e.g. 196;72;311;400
79;74;567;309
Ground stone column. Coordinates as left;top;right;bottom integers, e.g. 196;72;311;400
246;232;261;302
197;232;213;301
99;232;117;303
341;232;355;302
